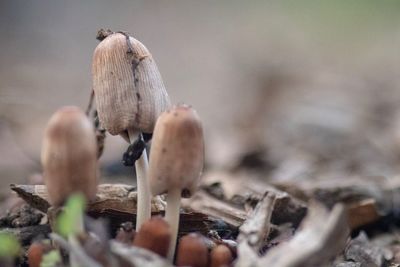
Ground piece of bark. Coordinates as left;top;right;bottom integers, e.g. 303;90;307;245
110;240;174;267
198;172;307;227
0;224;51;246
184;187;306;229
347;199;380;230
272;176;400;229
345;232;391;267
257;203;349;267
10;183;165;214
273;176;396;212
182;190;247;228
11;184;217;236
235;193;276;267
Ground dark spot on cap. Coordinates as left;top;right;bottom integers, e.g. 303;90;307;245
110;71;114;75
173;112;178;117
161;148;167;153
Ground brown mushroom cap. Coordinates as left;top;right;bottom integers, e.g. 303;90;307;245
92;32;170;135
41;106;98;207
176;233;208;267
148;104;204;198
133;217;171;257
210;244;233;267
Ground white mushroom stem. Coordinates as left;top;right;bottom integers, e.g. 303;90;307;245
165;187;181;261
128;129;151;230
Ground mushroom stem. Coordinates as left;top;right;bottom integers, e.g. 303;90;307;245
165;187;181;261
128;129;151;230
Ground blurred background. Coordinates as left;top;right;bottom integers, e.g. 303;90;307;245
1;0;400;193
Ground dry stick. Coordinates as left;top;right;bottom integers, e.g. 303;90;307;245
128;129;151;230
258;203;349;267
235;193;276;267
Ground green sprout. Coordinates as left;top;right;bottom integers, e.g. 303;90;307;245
40;250;62;267
0;232;20;259
56;193;86;238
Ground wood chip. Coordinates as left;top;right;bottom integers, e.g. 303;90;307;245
258;203;349;267
236;193;276;267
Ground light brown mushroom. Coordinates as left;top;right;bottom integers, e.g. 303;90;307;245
176;233;208;267
41;106;98;207
133;217;171;258
210;244;233;267
148;104;204;261
92;31;170;230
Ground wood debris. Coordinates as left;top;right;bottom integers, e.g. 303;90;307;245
258;203;349;267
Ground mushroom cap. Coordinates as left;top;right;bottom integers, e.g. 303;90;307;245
41;106;98;207
148;104;204;198
210;244;233;267
92;32;170;136
176;233;208;267
133;217;171;257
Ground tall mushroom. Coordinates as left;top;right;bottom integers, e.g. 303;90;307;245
41;106;98;266
41;106;98;208
148;104;204;261
92;31;170;229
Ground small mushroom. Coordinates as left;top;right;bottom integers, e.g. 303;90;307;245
176;233;208;267
92;31;170;230
133;217;171;258
27;240;52;267
41;106;98;207
210;244;233;267
148;104;204;261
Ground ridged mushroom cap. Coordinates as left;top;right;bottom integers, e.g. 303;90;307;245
148;104;204;198
41;106;98;207
92;32;170;136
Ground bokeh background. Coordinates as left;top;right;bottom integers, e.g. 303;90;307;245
1;1;400;193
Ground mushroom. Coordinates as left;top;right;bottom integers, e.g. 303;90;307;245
133;217;171;258
27;240;52;267
210;244;233;267
176;233;208;267
41;106;98;207
92;31;170;229
41;106;98;266
148;104;204;261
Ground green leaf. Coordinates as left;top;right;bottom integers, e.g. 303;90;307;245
0;232;20;258
56;193;86;237
40;250;61;267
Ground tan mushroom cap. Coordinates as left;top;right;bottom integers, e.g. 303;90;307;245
92;32;170;136
148;104;204;198
41;106;98;207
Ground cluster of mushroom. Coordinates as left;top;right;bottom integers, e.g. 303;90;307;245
38;30;232;266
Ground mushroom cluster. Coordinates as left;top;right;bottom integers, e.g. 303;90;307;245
37;30;212;266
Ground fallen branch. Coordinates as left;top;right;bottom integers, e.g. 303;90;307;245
235;193;276;267
258;203;349;267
